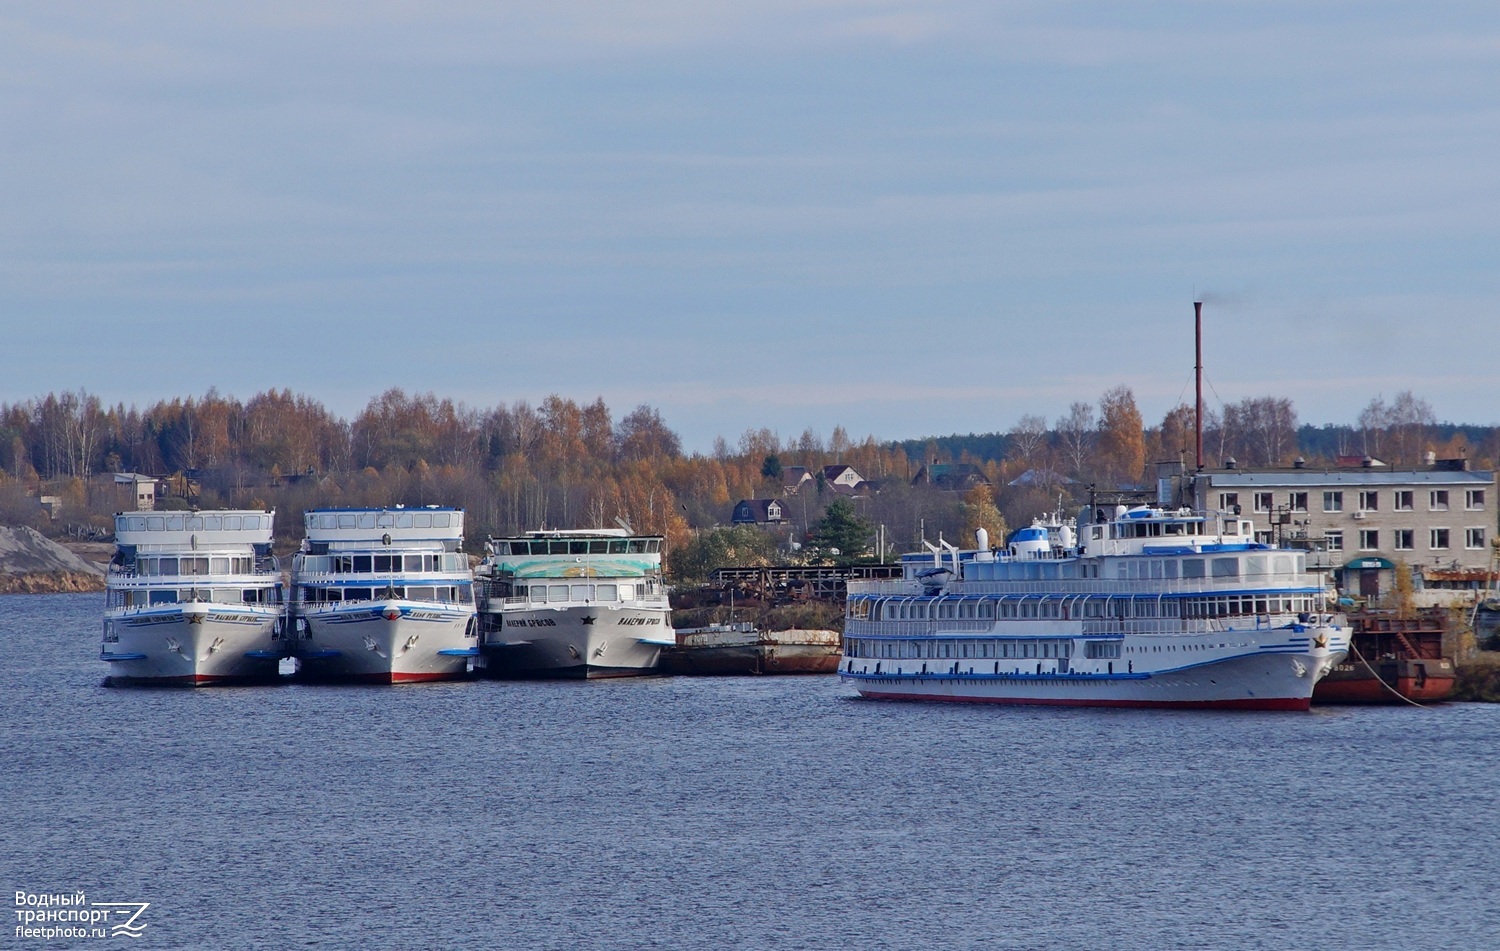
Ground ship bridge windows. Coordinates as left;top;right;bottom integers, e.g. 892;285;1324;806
1211;557;1239;578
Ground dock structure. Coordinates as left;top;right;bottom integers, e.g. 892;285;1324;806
709;564;903;604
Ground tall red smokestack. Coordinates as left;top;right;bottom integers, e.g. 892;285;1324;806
1194;301;1204;471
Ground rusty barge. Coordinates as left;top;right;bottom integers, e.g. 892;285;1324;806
1313;611;1456;704
659;623;841;676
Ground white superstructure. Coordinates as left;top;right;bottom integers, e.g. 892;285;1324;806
102;510;285;685
841;504;1348;710
290;507;477;683
474;529;674;678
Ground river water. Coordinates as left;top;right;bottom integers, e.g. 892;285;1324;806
4;593;1497;950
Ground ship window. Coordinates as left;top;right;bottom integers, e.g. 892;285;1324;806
544;584;566;601
394;513;412;528
549;541;569;555
407;586;436;602
628;540;648;553
159;557;179;575
337;514;356;529
597;584;617;601
211;558;230;574
212;589;239;604
377;513;396;528
400;555;419;572
346;588;372;602
413;513;433;528
586;541;606;554
979;601;994;619
353;556;372;573
1211;558;1238;578
571;541;589;555
372;555;393;572
619;584;635;600
149;590;178;605
434;513;452;528
529;587;546;603
571;584;592;601
358;513;376;529
608;540;628;554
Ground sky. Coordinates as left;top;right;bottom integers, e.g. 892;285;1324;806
3;2;1498;452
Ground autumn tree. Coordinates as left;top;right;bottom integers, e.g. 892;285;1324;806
1096;385;1144;486
958;484;1008;548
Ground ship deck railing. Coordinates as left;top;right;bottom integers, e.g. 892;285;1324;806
850;574;1321;598
844;613;1324;638
107;568;282;584
493;594;672;609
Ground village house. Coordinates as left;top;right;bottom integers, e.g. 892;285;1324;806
732;498;788;525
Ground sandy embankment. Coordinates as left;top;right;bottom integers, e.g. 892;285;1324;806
0;526;108;594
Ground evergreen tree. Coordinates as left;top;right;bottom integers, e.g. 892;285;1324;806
809;498;873;559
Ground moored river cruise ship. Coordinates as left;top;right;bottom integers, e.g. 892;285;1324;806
473;528;674;678
841;504;1348;710
102;509;285;685
290;507;477;683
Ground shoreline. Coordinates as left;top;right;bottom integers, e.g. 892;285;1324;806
0;571;107;595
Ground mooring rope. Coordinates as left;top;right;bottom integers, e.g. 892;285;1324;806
1347;641;1430;709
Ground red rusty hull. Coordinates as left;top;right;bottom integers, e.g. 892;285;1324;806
1314;657;1456;704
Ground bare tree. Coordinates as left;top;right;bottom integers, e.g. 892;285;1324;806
1388;390;1435;465
1007;414;1049;470
1358;396;1390;458
1057;402;1096;481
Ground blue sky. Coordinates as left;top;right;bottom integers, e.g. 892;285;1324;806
4;2;1497;452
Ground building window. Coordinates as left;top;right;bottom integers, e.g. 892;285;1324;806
1324;531;1343;552
1219;492;1240;512
1359;530;1379;551
1358;490;1378;512
1466;489;1486;510
1430;528;1450;550
1395;490;1414;511
1289;492;1308;513
1323;491;1343;513
1254;492;1273;514
1467;528;1487;549
1393;529;1414;551
1430;490;1449;511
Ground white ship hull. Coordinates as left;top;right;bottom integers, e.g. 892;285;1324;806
479;604;671;678
297;601;476;683
842;626;1347;711
102;604;283;685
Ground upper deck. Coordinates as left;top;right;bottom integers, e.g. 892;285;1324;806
114;510;274;551
874;505;1318;598
302;507;464;549
481;529;664;579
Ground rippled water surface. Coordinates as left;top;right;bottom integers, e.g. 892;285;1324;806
4;593;1498;949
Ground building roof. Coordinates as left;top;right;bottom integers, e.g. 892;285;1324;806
913;463;991;489
1202;467;1492;488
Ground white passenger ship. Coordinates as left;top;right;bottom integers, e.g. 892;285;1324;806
841;504;1349;710
102;509;285;685
290;507;477;683
473;529;674;678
